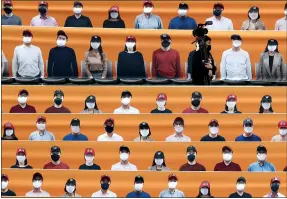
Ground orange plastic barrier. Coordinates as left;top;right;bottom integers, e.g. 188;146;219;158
2;169;287;197
2;85;287;113
2;141;287;171
11;1;286;30
2;114;285;141
2;26;287;78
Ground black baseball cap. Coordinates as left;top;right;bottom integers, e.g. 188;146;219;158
139;122;149;129
267;39;278;46
51;145;61;153
57;30;68;40
135;175;144;183
231;34;242;41
243;118;253;126
119;145;130;153
54;90;64;97
160;34;171;41
121;90;132;98
179;2;188;9
257;145;267;153
74;1;83;7
237;177;246;184
186;146;197;153
70;118;80;126
249;6;259;13
86;95;96;103
261;95;272;103
222;146;233;153
91;35;101;43
66;178;76;186
154;151;165;159
192;91;202;99
32;172;43;181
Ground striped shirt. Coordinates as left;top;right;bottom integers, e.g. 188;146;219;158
248;161;276;172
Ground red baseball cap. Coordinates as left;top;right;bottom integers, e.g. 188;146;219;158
213;2;224;9
109;5;119;12
200;181;211;189
278;120;287;128
126;36;136;43
101;175;111;182
270;177;280;185
104;118;114;126
39;1;48;7
84;148;95;156
3;0;12;6
168;174;178;181
143;0;153;7
4;122;14;130
1;174;9;181
16;148;26;155
22;30;33;37
156;93;167;101
226;94;237;101
36;116;46;123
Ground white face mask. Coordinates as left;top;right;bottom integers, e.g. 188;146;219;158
110;12;118;19
223;153;232;161
36;123;46;131
233;40;242;48
5;129;13;136
155;159;163;165
174;126;183;133
121;97;131;105
33;180;42;189
120;153;129;161
262;102;271;110
168;181;177;189
178;9;187;16
126;42;135;49
268;45;277;52
249;12;258;20
144;7;153;13
71;126;80;133
91;42;100;49
73;7;82;14
226;101;236;109
86;103;95;109
23;37;32;44
66;185;75;193
140;129;149;137
57;39;66;47
244;127;253;133
16;155;26;163
285;10;287;15
279;129;287;136
236;183;245;191
209;127;219;135
134;183;143;191
200;188;209;195
156;101;166;108
18;96;27;104
85;156;94;163
1;181;8;189
257;153;266;161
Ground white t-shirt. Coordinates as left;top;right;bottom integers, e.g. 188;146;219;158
25;189;50;197
97;133;123;141
113;106;140;114
91;190;117;198
111;162;137;171
165;133;191;142
205;16;233;30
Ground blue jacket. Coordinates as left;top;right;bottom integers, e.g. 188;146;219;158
63;133;88;141
168;16;197;30
126;191;151;198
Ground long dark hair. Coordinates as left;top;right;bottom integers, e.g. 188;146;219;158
64;183;77;194
264;39;279;53
108;10;122;20
15;158;28;166
224;104;239;112
139;126;151;139
259;105;274;113
151;152;167;167
2;125;17;139
88;36;104;63
196;187;212;198
83;95;99;111
124;45;137;52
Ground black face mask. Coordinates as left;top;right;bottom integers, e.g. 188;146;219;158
213;9;222;16
101;183;110;190
54;98;62;106
38;7;47;15
105;126;114;133
192;99;201;107
187;154;196;162
51;154;60;162
162;40;170;48
4;7;12;14
207;45;211;52
271;183;279;193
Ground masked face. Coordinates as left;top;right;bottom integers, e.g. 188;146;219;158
178;9;187;16
262;102;271;110
156;100;166;108
121;97;131;105
1;181;8;189
54;97;63;106
91;42;100;49
66;185;75;193
51;153;60;162
33;180;42;189
38;6;47;15
4;6;12;15
213;9;222;16
174;125;184;133
105;126;114;133
71;126;80;133
271;183;280;193
226;101;236;109
85;155;94;164
244;126;253;133
191;98;201;107
209;127;219;135
101;182;110;190
144;6;153;13
200;188;209;195
23;37;32;44
236;183;245;191
223;153;232;161
134;183;143;191
57;39;66;47
267;45;277;52
73;7;82;14
249;12;258;20
110;12;118;19
86;102;95;109
187;153;196;162
18;96;28;104
36;123;46;131
257;153;267;161
162;40;171;48
155;158;163;165
232;40;242;48
140;129;149;137
5;129;13;136
16;155;26;163
279;128;287;136
120;152;129;161
126;42;135;49
168;181;178;189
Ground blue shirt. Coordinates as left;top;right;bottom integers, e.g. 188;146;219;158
248;161;276;172
126;191;151;198
63;133;88;141
235;134;262;141
168;16;197;30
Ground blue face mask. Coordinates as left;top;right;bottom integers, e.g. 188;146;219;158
101;182;110;190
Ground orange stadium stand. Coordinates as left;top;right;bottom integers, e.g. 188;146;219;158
2;141;287;171
10;1;286;30
2;114;286;141
2;85;287;113
1;169;287;197
2;26;287;78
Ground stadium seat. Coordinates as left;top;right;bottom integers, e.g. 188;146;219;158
1;77;14;84
42;77;68;84
14;77;41;84
223;80;249;85
68;78;94;85
119;78;145;85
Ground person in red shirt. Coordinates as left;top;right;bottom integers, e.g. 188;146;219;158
43;146;69;169
9;89;36;113
152;34;181;79
179;146;206;171
182;91;209;113
44;90;71;113
214;146;242;171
